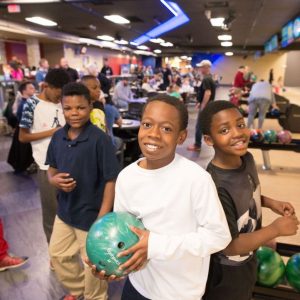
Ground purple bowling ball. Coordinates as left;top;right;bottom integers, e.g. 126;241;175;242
277;130;292;144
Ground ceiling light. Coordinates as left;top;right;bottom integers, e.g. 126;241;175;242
25;16;57;27
218;34;232;41
114;39;128;45
225;52;234;56
137;45;149;50
150;38;165;43
210;17;225;27
97;35;114;41
104;15;130;24
131;0;189;45
160;41;173;47
221;41;233;47
154;49;162;53
180;55;188;59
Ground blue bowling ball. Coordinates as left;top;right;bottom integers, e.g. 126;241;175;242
264;130;277;143
270;108;281;118
250;129;264;143
86;212;145;276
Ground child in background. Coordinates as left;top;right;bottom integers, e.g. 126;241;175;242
46;83;120;300
92;94;231;300
200;100;299;300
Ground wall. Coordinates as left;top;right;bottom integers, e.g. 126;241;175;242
42;43;64;67
284;51;300;87
211;52;287;85
5;41;28;65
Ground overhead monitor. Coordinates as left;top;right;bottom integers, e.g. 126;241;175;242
293;16;300;39
281;21;294;47
264;34;278;53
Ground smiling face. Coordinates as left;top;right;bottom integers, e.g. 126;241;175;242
204;108;250;168
62;95;91;129
84;78;101;102
138;101;187;170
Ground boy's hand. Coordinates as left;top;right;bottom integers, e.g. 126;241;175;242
50;173;76;192
118;226;149;275
269;200;295;216
272;215;299;236
84;258;125;282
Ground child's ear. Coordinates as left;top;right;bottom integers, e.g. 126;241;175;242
203;134;214;146
177;129;187;145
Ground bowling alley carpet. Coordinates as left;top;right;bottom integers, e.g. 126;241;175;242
0;86;299;299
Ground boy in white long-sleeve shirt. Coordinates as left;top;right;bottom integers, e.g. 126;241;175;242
92;94;231;300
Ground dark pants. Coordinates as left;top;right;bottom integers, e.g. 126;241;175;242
121;278;151;300
36;169;57;244
195;108;202;147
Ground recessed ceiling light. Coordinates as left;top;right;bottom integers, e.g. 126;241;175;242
218;34;232;41
25;16;57;27
225;51;234;56
221;41;233;47
154;49;162;53
97;35;114;41
150;38;165;43
114;39;128;45
137;45;149;50
210;17;225;27
160;41;173;47
104;15;130;24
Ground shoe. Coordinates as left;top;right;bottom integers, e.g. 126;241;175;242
0;254;29;272
187;144;201;151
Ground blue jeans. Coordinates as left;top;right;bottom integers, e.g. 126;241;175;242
121;278;151;300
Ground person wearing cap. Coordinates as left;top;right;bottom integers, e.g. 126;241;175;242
188;60;216;152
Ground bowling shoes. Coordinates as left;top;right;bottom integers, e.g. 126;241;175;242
0;254;28;272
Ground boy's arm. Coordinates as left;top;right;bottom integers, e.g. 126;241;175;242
47;166;77;192
19;127;58;143
224;215;299;256
261;195;295;216
98;180;116;218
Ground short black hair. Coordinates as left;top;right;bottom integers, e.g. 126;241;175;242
143;94;188;130
62;82;91;103
18;81;33;94
200;100;240;135
45;68;70;89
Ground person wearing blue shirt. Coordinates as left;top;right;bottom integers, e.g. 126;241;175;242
46;82;120;300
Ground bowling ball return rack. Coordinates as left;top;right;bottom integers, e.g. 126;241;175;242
248;139;300;170
253;243;300;300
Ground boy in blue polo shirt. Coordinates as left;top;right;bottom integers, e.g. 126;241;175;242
46;82;120;300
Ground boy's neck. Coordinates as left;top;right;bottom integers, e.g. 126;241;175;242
67;126;84;140
212;154;242;170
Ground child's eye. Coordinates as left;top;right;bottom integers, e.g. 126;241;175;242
162;127;172;132
220;128;229;134
63;107;71;111
238;123;246;128
142;122;151;128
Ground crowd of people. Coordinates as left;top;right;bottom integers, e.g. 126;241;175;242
1;55;298;300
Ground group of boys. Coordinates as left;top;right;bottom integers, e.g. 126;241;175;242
2;66;299;300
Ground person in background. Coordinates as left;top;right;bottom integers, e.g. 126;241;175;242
0;219;28;272
269;68;274;85
233;66;249;90
8;81;36;174
60;57;79;82
247;80;279;129
161;63;172;90
100;58;113;77
112;78;133;109
187;59;216;152
19;69;70;245
35;58;49;90
167;83;183;101
200;100;299;300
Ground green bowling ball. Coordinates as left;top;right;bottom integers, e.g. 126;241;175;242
263;130;277;143
86;212;145;276
256;246;285;287
285;253;300;292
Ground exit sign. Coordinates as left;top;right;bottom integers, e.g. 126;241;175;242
7;4;21;13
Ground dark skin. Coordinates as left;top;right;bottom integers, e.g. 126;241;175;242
204;108;299;256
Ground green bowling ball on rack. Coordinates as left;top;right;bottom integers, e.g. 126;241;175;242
86;212;145;277
256;246;285;287
285;253;300;292
263;130;277;143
